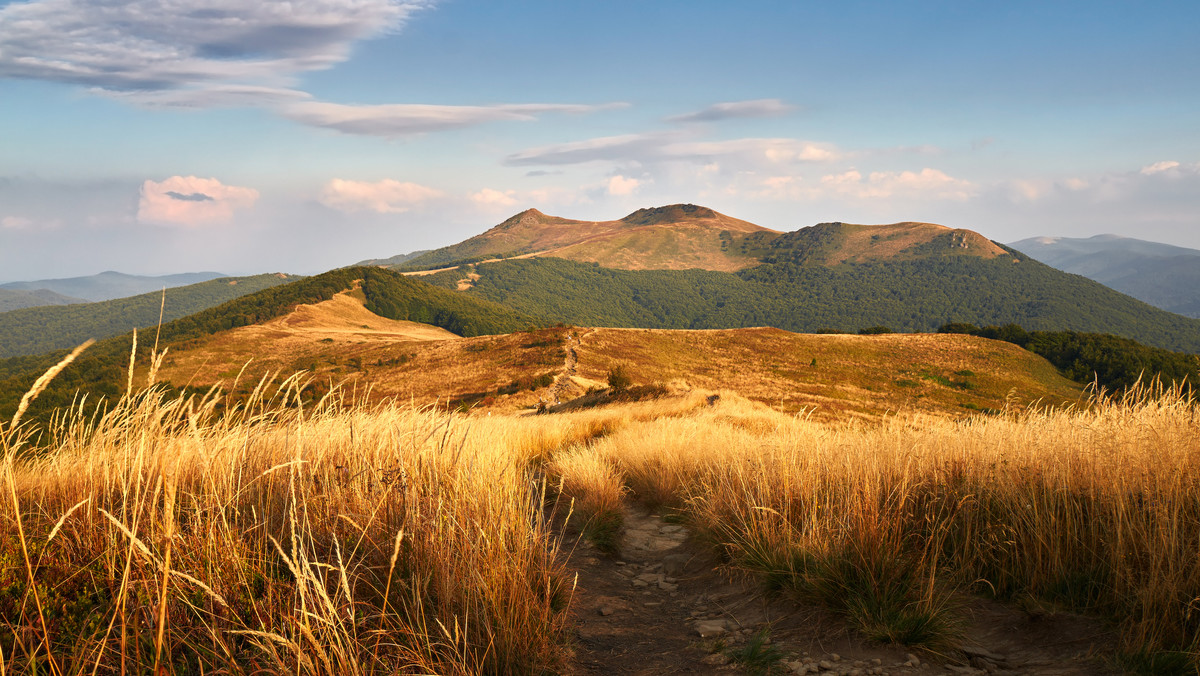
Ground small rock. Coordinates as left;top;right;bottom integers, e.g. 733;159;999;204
632;579;648;587
658;581;679;592
872;659;882;667
854;661;865;667
614;560;626;566
597;606;614;616
695;619;729;638
635;572;664;584
818;660;834;671
847;669;863;676
907;654;921;667
643;601;661;607
830;653;841;662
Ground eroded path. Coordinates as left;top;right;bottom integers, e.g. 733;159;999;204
564;507;1120;676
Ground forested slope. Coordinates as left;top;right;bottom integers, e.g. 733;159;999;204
427;254;1200;353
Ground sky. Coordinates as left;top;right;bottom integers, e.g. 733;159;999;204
1;0;1199;280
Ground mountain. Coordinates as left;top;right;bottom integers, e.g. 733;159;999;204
1009;235;1200;318
0;270;227;302
405;214;1200;353
0;265;535;420
0;288;86;312
383;204;782;273
0;274;296;359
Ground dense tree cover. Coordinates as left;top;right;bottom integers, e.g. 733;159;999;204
359;268;532;336
0;274;294;358
436;255;1200;353
0;267;533;424
939;323;1199;391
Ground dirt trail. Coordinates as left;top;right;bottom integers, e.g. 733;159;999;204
563;507;1120;676
551;329;594;404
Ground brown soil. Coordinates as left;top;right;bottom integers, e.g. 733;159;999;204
562;507;1121;676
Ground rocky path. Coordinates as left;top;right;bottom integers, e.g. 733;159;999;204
551;329;591;404
563;507;1120;676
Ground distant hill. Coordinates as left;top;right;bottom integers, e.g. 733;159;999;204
356;249;432;267
0;288;86;312
0;270;226;302
1009;235;1200;318
0;267;533;423
0;274;295;358
382;204;782;273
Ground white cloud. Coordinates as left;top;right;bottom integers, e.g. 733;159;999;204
819;168;975;201
1;216;32;229
280;101;621;136
0;0;428;92
469;188;519;209
319;178;441;213
1141;160;1181;175
666;98;795;123
606;175;640;196
138;176;259;226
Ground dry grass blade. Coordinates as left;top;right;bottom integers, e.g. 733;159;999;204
46;496;91;543
9;338;95;430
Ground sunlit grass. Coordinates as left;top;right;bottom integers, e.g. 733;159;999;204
2;344;1198;671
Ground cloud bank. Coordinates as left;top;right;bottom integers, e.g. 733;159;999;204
0;0;619;136
138;176;259;226
0;0;427;92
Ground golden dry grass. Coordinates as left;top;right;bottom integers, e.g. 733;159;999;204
576;327;1081;421
4;343;1196;671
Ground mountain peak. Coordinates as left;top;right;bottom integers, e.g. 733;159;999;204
620;204;719;225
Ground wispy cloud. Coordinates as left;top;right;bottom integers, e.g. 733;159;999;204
666;98;795;123
319;178;442;213
281;101;621;136
504;131;840;167
138;176;258;226
0;0;621;135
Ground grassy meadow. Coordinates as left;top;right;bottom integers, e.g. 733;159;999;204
1;350;1199;673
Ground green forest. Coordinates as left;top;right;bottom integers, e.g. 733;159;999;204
938;323;1200;392
427;255;1200;353
0;274;294;359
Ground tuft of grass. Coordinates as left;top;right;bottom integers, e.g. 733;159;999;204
725;628;785;675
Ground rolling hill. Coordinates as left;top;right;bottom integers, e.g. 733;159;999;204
87;296;1088;423
1010;234;1200;318
0;273;297;359
0;267;533;423
1;270;227;302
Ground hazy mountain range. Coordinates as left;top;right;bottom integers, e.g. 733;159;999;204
1009;235;1200;318
0;270;227;303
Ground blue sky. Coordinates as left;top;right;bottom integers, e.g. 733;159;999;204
2;0;1199;279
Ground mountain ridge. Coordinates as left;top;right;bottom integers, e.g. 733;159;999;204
1010;234;1200;318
